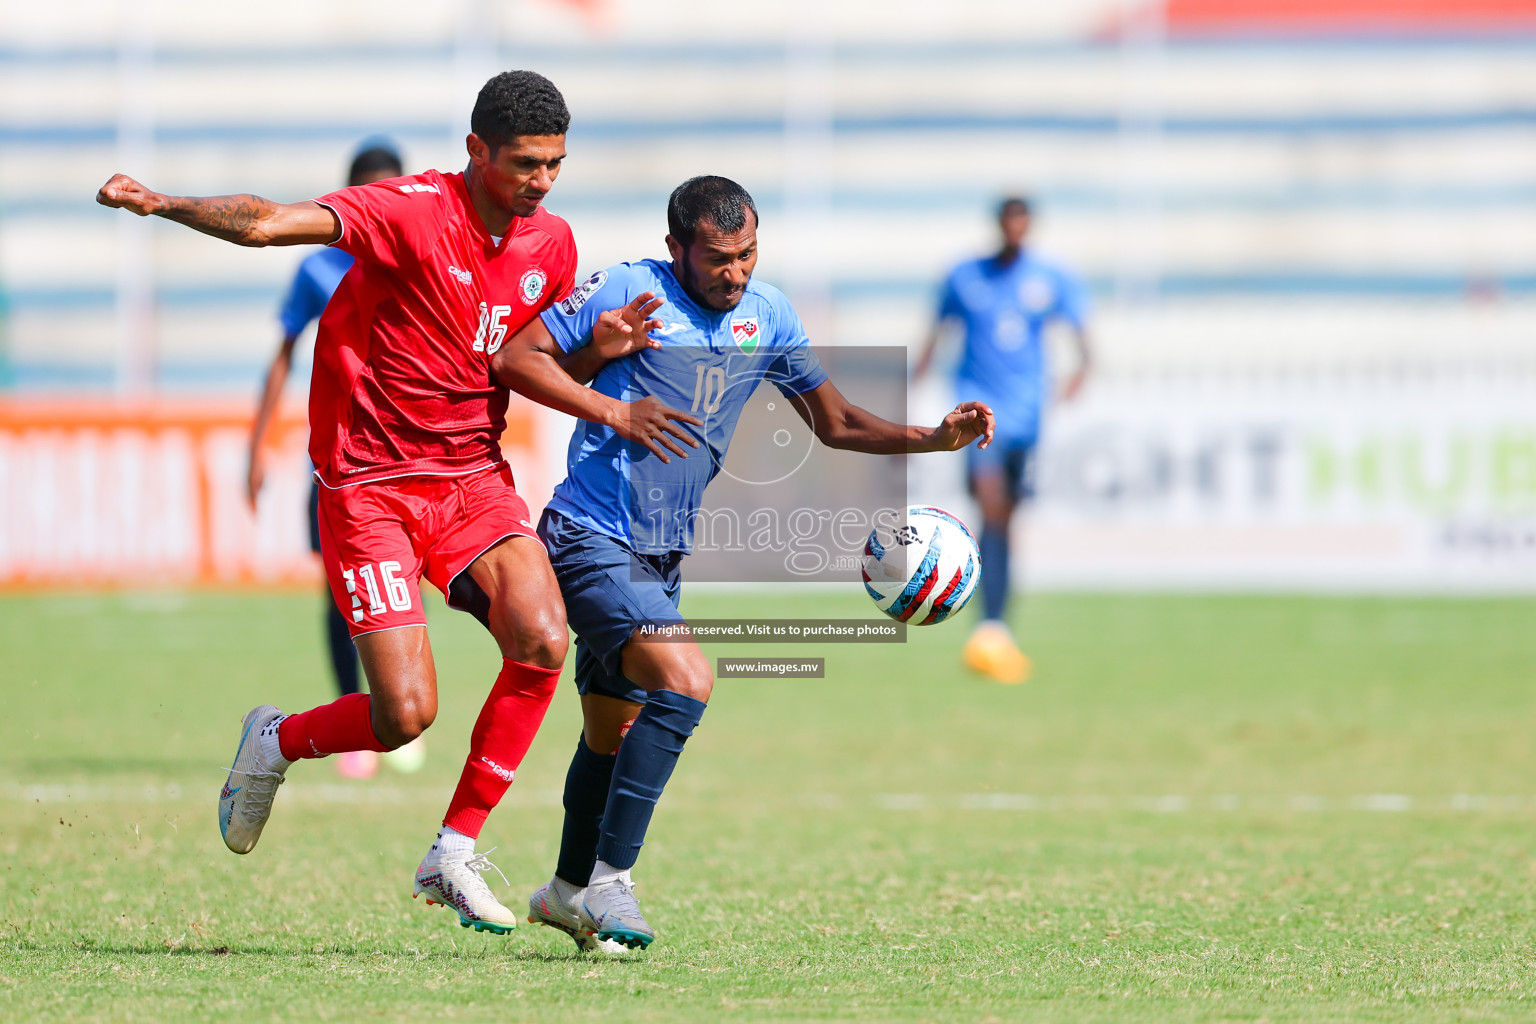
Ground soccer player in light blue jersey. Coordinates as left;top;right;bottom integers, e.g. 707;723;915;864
490;176;994;950
245;142;407;779
915;197;1093;684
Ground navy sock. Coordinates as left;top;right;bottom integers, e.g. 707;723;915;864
594;689;707;872
325;597;362;696
979;522;1010;621
555;735;618;886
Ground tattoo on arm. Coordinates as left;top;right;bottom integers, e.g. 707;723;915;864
159;194;273;246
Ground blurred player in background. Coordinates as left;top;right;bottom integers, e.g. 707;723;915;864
915;196;1092;684
97;71;688;936
245;140;407;781
494;175;994;951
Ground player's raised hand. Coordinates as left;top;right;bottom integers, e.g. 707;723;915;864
610;396;703;464
930;401;995;451
591;293;666;361
97;173;163;216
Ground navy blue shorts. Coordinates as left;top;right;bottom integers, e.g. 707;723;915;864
967;437;1037;504
307;479;323;554
538;508;685;705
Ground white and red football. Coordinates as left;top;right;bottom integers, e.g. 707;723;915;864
861;505;981;626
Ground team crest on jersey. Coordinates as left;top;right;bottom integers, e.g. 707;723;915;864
519;268;547;306
556;270;607;316
730;317;760;354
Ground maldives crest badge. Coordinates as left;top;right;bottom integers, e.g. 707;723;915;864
730;317;760;354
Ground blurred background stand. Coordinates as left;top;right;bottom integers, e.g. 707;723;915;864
1;0;1533;591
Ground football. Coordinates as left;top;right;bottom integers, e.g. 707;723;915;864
861;505;981;625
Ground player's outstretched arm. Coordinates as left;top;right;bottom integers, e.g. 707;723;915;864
1059;326;1094;402
912;320;945;379
96;174;339;247
790;380;995;454
247;333;299;508
557;292;665;385
493;316;703;464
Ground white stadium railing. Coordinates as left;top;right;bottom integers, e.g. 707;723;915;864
2;0;1533;589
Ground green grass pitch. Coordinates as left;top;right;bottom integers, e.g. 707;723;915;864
4;589;1536;1022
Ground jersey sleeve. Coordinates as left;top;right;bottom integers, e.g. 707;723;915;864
539;264;644;354
1056;267;1089;331
315;178;438;270
276;259;325;339
936;268;965;321
766;296;829;397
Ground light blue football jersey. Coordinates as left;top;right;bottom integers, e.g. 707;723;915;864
278;246;354;338
541;259;829;555
937;251;1087;444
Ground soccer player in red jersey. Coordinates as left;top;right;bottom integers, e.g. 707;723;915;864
96;71;699;933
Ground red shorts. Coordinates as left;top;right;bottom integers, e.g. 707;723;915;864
316;464;538;638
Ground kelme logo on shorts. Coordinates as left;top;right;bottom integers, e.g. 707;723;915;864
520;269;547;306
730;317;760;354
557;270;607;316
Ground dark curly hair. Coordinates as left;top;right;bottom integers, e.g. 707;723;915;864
348;144;402;186
470;70;570;151
667;175;759;247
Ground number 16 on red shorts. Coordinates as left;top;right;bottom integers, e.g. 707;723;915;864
315;464;538;639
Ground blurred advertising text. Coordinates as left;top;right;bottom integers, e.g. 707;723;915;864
0;401;540;589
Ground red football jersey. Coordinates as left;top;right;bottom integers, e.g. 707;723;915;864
307;169;576;487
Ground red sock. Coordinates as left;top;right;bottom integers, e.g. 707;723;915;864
442;659;561;838
277;692;390;762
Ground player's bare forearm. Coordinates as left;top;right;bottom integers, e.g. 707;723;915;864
835;412;975;454
159;194;339;246
493;327;626;426
912;323;944;379
505;349;624;424
1060;327;1094;401
795;380;991;454
247;337;296;507
795;381;908;453
159;194;282;246
557;345;610;386
96;174;339;247
250;339;296;453
494;319;703;463
825;405;928;455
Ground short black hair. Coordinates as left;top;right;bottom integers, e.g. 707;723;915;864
471;70;570;151
998;196;1032;219
348;144;403;186
667;176;759;247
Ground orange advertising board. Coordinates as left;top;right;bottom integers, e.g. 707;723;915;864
0;400;542;588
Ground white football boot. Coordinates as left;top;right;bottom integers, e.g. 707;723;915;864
527;877;631;954
580;877;655;950
218;705;288;854
412;845;520;935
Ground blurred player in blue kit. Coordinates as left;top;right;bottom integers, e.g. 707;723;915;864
914;197;1093;684
245;141;423;779
489;176;994;950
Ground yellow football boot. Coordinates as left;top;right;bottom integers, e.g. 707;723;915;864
963;621;1032;685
